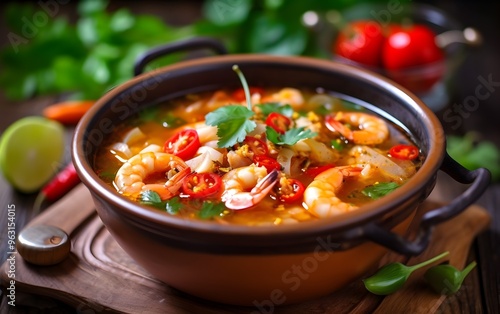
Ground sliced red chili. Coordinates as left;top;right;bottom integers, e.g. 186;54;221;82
265;112;292;134
254;155;281;172
232;87;264;102
304;164;335;177
276;178;305;203
163;129;200;160
389;144;419;160
244;136;268;156
182;173;222;198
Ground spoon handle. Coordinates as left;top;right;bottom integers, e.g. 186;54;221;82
25;183;95;235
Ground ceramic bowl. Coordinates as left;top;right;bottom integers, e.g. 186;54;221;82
72;38;489;306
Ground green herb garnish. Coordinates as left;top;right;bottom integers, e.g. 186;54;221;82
198;201;225;220
204;65;256;148
140;191;182;215
266;126;317;146
205;106;256;148
362;182;400;199
140;190;164;209
165;196;183;215
232;64;252;110
256;103;293;117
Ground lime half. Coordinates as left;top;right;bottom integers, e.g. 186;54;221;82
0;116;65;193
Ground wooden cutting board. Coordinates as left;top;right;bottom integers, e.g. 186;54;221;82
0;185;490;313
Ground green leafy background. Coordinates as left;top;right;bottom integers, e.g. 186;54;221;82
0;0;367;101
1;0;498;180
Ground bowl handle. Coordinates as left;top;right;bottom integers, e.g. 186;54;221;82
133;37;228;76
363;153;491;255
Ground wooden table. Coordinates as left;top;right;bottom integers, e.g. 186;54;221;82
1;1;499;313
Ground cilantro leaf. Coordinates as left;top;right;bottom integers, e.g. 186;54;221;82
205;105;256;148
198;201;225;220
140;190;164;209
256;103;293;117
165;196;183;215
362;182;400;199
266;126;317;146
140;191;183;215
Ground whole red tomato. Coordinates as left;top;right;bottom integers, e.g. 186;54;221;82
333;20;385;67
382;24;444;69
382;24;445;91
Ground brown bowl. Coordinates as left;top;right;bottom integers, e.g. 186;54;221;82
72;38;490;306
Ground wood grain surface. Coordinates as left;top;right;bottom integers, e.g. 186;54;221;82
0;187;490;314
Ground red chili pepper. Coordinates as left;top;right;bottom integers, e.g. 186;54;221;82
182;173;222;198
232;87;264;102
275;178;305;203
244;136;268;156
253;155;281;173
389;144;419;160
304;164;335;177
164;129;201;160
40;162;81;202
265;112;292;134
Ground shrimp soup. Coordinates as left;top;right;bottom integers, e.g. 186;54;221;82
94;87;423;226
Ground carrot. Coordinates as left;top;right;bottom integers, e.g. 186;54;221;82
43;100;95;125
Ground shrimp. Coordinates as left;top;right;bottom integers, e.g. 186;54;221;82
303;165;363;218
326;112;389;145
114;152;191;200
262;88;304;109
221;165;279;210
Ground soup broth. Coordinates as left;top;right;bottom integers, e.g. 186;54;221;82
94;87;422;226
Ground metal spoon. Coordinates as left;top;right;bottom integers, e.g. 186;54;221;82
17;184;95;266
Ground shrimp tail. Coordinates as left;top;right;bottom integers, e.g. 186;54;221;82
166;167;192;194
224;169;279;210
325;114;353;140
252;169;279;195
144;167;191;200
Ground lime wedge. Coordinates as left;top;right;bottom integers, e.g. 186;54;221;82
0;116;65;193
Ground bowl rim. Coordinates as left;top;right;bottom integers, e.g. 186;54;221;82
72;54;445;243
